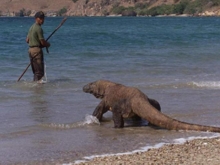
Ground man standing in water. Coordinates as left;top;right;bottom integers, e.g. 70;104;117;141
26;11;50;83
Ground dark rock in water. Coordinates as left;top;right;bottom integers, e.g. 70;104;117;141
122;11;137;16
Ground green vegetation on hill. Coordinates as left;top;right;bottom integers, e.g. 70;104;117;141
111;0;220;16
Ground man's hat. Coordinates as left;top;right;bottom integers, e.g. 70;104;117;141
35;11;45;18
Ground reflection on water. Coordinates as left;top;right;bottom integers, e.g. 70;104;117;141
29;85;50;123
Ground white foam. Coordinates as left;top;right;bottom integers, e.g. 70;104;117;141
41;115;100;129
37;79;47;84
71;134;220;165
79;114;100;126
192;81;220;89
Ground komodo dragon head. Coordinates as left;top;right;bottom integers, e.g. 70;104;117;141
83;80;116;99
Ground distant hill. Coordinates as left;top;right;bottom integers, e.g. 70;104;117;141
1;0;220;17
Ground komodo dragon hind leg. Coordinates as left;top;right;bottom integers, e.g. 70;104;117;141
148;98;161;111
112;100;125;128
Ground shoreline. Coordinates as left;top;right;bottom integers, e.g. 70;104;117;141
1;14;220;18
73;135;220;165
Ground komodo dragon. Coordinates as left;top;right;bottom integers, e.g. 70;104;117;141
83;80;220;133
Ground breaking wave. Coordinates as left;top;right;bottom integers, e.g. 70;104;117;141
146;81;220;90
190;81;220;89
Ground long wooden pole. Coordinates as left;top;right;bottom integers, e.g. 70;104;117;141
17;17;68;82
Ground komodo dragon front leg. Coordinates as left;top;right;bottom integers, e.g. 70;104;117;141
92;100;110;121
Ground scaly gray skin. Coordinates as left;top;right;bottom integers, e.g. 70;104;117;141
83;80;220;133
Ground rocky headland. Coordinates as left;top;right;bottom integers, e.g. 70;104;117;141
1;0;220;17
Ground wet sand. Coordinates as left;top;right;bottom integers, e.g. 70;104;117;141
75;137;220;165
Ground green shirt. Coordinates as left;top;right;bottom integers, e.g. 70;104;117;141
27;23;44;47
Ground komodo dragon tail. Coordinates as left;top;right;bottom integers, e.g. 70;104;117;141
134;98;220;133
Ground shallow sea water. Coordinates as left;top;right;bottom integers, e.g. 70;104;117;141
1;16;220;164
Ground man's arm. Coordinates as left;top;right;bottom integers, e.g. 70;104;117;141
26;37;29;43
37;27;50;48
40;39;50;48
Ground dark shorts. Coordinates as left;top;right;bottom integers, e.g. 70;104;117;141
28;47;44;81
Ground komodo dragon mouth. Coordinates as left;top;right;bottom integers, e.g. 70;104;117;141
93;93;104;99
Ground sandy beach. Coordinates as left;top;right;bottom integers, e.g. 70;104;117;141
75;137;220;165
